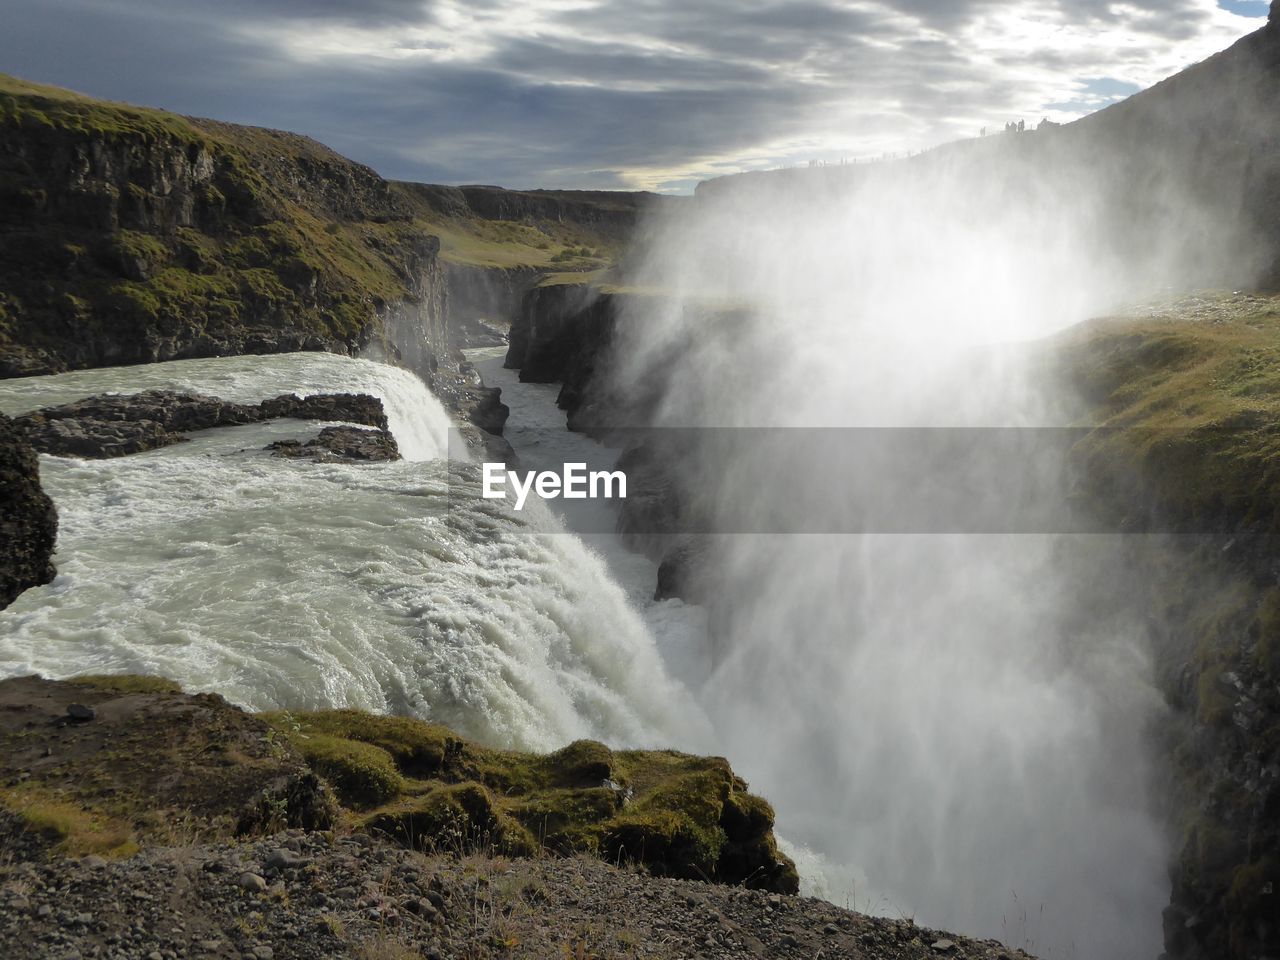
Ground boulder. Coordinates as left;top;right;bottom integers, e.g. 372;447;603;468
0;412;57;608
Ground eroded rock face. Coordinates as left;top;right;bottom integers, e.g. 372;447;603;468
16;389;389;459
0;413;58;608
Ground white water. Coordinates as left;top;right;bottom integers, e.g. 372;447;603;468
0;353;710;753
604;159;1178;959
465;347;713;687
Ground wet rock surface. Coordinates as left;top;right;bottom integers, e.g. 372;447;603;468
14;390;390;459
268;426;400;463
0;411;58;608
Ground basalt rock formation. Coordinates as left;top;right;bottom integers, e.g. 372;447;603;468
0;74;441;377
0;412;57;609
15;389;390;459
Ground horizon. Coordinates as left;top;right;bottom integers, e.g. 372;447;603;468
0;0;1271;194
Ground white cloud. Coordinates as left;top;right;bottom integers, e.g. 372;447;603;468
0;0;1267;189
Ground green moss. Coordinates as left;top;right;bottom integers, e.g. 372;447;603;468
604;809;724;879
67;674;183;695
509;788;618;853
281;710;459;777
362;782;537;857
294;734;405;809
274;710;795;889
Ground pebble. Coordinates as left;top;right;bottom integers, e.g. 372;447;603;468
237;873;268;893
263;850;307;871
0;830;1014;960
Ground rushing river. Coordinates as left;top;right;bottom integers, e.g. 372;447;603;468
0;353;711;754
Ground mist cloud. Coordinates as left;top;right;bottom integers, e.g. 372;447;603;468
0;0;1265;190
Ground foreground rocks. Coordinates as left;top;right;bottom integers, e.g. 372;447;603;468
0;677;796;894
0;412;58;608
0;679;1029;960
15;390;390;459
0;831;1032;960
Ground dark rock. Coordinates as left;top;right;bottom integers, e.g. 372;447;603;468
16;390;391;460
262;850;309;871
268;426;400;463
66;703;96;722
654;539;714;604
0;412;58;608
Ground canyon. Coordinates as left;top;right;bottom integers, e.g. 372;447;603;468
4;13;1280;958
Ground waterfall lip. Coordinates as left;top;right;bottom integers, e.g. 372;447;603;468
0;353;455;463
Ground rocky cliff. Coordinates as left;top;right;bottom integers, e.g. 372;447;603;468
0;74;446;376
0;674;1033;960
0;413;57;609
1053;293;1280;960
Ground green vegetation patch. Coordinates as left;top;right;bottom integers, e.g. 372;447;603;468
266;710;798;890
1055;292;1280;532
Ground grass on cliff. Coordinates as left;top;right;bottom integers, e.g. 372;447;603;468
408;214;615;271
262;708;796;889
0;675;795;892
0;73;429;373
1055;291;1280;530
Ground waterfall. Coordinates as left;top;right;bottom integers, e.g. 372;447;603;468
608;154;1181;958
0;353;711;754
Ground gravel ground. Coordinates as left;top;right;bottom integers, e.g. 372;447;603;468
0;826;1032;960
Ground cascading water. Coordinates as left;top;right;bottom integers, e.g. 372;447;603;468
0;353;711;754
597;151;1204;958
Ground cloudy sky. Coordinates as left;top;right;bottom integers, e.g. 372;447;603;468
0;0;1269;192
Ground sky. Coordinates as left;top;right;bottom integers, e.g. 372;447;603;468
0;0;1269;193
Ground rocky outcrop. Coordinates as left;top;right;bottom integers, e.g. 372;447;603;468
0;675;798;897
15;389;389;459
0;74;441;377
0;413;57;609
0;74;511;446
267;426;400;463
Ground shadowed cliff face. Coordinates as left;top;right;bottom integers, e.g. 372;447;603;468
0;74;452;378
0;412;57;609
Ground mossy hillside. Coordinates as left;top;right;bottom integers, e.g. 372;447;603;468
0;73;433;375
264;709;799;891
1055;292;1280;531
0;677;797;893
388;196;619;276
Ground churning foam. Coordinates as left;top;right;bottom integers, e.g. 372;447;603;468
0;354;710;754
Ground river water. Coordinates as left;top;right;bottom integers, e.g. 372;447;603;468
0;352;710;754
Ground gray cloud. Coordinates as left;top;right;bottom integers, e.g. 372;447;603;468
0;0;1265;190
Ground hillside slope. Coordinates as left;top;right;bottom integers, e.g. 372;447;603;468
0;74;667;418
